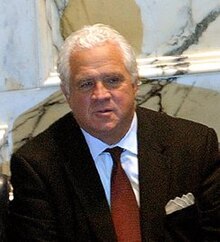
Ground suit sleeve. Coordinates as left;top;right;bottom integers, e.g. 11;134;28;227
7;154;59;242
199;128;220;241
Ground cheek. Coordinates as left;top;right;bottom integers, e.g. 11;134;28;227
121;87;137;102
68;95;90;114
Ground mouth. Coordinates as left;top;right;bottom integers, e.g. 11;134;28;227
97;109;113;113
93;108;114;116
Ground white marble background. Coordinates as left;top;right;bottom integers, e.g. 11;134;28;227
135;0;220;56
0;0;220;174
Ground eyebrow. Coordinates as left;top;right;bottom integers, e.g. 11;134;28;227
76;72;124;81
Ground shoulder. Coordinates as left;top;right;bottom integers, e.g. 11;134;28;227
137;106;213;133
13;112;80;161
136;107;218;148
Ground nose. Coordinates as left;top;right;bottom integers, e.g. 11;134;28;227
91;81;111;100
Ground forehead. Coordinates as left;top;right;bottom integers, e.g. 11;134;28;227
69;43;126;73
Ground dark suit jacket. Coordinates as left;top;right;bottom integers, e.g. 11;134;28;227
8;107;220;241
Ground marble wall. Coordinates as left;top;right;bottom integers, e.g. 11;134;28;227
0;0;220;175
60;0;220;56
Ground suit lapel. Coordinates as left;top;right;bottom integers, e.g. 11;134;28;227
137;108;170;240
59;114;117;241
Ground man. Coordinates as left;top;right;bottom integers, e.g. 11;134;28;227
8;24;220;241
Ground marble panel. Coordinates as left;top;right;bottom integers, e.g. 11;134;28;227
0;0;38;91
138;79;220;138
12;90;70;152
60;0;142;54
135;0;220;56
61;0;220;57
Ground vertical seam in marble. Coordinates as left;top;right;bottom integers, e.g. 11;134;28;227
165;8;220;56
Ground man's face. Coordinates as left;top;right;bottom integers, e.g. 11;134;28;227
63;42;138;144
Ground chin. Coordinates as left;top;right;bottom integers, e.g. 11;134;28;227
91;124;116;134
94;125;115;133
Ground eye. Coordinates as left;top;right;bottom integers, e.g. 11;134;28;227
103;75;123;88
77;79;95;91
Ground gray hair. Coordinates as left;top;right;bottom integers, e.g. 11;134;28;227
57;23;138;93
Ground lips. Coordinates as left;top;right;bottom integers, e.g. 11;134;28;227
93;108;114;116
97;109;112;113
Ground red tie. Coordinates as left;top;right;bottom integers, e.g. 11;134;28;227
106;147;141;242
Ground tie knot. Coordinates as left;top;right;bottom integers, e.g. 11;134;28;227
105;147;124;165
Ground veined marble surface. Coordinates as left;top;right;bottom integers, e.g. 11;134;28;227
1;0;220;174
135;0;220;56
61;0;220;56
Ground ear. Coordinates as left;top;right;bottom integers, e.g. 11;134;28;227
133;77;140;94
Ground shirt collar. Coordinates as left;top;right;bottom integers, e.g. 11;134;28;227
81;112;138;160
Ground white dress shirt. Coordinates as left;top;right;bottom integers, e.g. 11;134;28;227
81;113;139;206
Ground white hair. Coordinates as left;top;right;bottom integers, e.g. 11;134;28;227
57;23;138;94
